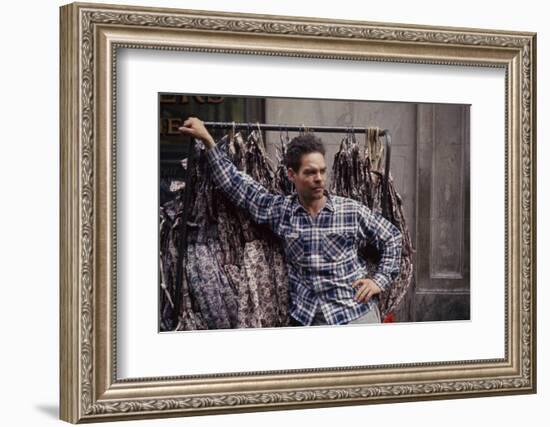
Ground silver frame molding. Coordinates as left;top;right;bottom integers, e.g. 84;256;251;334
60;2;537;423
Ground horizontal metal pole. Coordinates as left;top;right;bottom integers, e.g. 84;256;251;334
203;121;387;135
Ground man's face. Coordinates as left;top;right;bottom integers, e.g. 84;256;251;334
288;152;327;202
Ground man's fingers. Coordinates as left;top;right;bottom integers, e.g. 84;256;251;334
355;284;370;302
178;126;193;134
354;286;364;302
178;124;201;138
352;279;364;289
362;288;374;303
179;117;209;139
183;117;199;127
353;280;369;302
357;287;374;303
179;117;200;133
353;279;382;303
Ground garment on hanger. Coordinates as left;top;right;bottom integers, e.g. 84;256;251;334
329;129;415;320
160;130;289;330
159;194;206;331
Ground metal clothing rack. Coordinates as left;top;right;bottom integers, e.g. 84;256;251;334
203;121;388;136
172;122;392;325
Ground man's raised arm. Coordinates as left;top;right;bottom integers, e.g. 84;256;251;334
179;117;284;231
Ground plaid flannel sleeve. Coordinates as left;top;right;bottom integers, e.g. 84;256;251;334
205;144;285;231
356;203;402;291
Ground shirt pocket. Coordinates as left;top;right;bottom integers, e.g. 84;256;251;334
322;232;355;262
284;231;305;262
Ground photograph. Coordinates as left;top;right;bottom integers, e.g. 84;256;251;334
158;94;470;332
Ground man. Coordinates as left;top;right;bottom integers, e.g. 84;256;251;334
179;117;402;326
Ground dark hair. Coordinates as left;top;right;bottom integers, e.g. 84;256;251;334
284;134;326;172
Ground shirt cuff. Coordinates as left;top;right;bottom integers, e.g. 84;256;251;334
371;272;391;291
205;143;224;164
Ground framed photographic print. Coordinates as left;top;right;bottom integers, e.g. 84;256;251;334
60;2;536;423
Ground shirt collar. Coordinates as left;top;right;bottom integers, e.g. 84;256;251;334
291;190;335;214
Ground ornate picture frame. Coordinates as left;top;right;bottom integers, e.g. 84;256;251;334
60;2;536;423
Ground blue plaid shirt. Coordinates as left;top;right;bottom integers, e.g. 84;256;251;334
206;145;402;325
